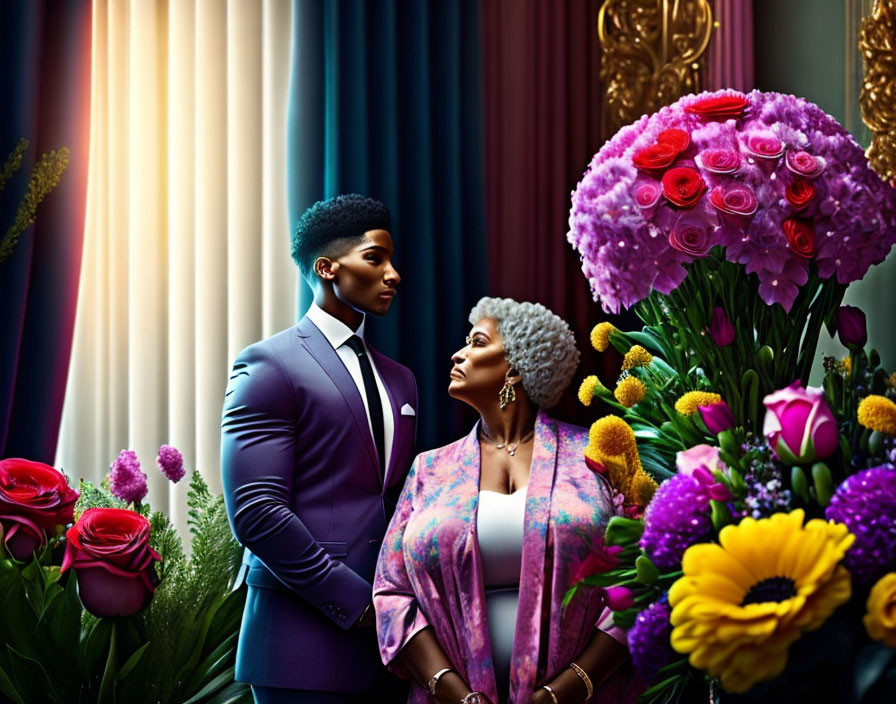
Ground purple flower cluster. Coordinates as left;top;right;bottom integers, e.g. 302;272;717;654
568;89;896;313
108;449;148;505
156;444;185;483
628;597;675;681
639;474;714;571
741;470;792;520
825;465;896;585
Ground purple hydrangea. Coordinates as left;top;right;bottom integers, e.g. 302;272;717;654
639;474;714;571
825;465;896;585
108;449;148;504
156;444;185;483
629;597;676;682
568;89;896;313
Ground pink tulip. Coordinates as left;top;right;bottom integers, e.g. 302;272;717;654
709;306;735;346
604;586;636;611
837;305;867;349
699;401;736;434
762;382;839;465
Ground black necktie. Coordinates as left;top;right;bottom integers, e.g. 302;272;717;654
345;335;385;479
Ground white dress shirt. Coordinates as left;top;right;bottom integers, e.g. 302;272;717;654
305;303;395;476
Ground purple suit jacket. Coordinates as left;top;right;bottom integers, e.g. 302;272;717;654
221;316;417;691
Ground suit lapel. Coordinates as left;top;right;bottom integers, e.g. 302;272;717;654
368;346;403;489
296;318;380;475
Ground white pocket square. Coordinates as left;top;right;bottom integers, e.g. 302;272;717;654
400;403;416;417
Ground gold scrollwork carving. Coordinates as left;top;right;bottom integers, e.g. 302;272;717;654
859;0;896;183
598;0;713;136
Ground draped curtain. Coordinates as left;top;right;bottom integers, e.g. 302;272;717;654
0;0;92;461
287;0;489;450
56;0;296;534
706;0;755;92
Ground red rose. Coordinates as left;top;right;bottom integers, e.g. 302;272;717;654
786;179;816;210
684;94;749;120
61;508;161;618
633;143;678;172
661;166;707;208
783;218;815;258
0;458;78;560
656;128;690;154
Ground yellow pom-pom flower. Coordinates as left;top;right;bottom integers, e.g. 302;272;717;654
590;322;616;352
586;416;649;506
614;376;646;408
588;415;637;457
886;372;896;390
864;573;896;648
578;375;601;407
621;345;653;370
839;356;852;377
630;470;658;505
857;395;896;435
674;391;723;416
669;510;854;693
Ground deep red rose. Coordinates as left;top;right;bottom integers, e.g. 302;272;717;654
709;184;757;218
661;166;707;208
783;218;815;258
0;458;78;561
633;143;679;172
684;94;749;120
61;508;161;618
786;179;816;210
656;128;690;154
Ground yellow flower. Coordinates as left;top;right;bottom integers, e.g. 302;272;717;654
857;395;896;435
839;356;852;377
590;322;616;352
578;375;601;406
864;573;896;648
586;416;651;506
674;391;722;416
614;376;646;408
668;510;854;693
886;372;896;390
622;345;653;370
629;470;658;505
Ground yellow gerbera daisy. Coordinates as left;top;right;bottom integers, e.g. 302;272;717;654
864;573;896;648
614;376;646;408
590;322;616;352
857;395;896;435
578;375;602;406
621;345;653;370
674;391;722;416
668;510;854;693
586;416;651;506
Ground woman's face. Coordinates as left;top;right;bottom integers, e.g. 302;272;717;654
449;317;512;406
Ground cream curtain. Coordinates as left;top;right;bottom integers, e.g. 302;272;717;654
57;0;297;538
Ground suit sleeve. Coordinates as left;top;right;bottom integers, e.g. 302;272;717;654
373;457;431;674
221;343;372;630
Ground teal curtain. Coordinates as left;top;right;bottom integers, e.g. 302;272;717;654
287;0;488;449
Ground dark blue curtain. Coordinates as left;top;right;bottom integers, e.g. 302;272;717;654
287;0;488;450
0;0;92;460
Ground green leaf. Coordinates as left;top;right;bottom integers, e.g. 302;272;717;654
97;621;118;704
741;369;759;429
811;463;834;507
791;466;810;503
605;516;645;547
610;607;638;630
181;665;237;704
635;554;660;585
0;662;25;704
710;500;732;531
115;641;149;681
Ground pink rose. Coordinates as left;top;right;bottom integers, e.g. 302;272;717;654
785;150;826;179
668;216;713;257
676;444;722;476
762;382;839;465
709;184;758;224
697;148;741;174
741;132;784;161
634;179;663;210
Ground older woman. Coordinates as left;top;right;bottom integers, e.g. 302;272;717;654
374;298;639;704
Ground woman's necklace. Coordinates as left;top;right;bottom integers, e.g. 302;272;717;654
480;427;535;457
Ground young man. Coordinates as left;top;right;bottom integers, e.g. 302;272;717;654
221;194;417;703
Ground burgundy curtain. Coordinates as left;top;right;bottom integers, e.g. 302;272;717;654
481;0;623;424
0;0;92;461
706;0;755;92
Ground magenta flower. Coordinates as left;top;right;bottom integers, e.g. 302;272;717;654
634;179;663;210
640;474;715;571
741;131;784;161
108;450;148;505
573;543;625;583
603;585;635;611
697;148;740;174
668;216;713;257
709;306;735;346
699;400;736;435
156;444;185;483
762;382;839;465
785;150;826;179
676;444;722;475
836;305;867;349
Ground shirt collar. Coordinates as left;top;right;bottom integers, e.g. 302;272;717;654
306;303;366;350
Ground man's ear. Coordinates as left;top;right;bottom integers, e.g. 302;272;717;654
313;256;338;281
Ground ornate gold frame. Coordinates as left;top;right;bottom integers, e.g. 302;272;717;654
859;0;896;182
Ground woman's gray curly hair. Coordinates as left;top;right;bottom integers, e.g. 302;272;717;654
468;297;580;409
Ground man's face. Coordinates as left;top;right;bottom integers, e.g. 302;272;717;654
330;229;400;316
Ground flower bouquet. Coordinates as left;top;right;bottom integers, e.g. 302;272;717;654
567;90;896;703
0;447;249;704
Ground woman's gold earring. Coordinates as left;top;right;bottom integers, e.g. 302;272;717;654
499;380;516;409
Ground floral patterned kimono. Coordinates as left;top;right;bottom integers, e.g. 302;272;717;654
373;412;640;703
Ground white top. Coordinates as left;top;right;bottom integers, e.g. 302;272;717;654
305;303;394;473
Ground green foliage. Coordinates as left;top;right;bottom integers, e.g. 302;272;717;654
74;479;126;519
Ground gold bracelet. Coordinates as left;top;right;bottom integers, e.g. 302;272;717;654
428;667;454;696
569;661;594;699
541;684;559;704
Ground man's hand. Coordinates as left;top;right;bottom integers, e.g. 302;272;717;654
355;602;376;628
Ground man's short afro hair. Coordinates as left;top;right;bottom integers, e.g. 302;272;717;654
291;194;391;274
